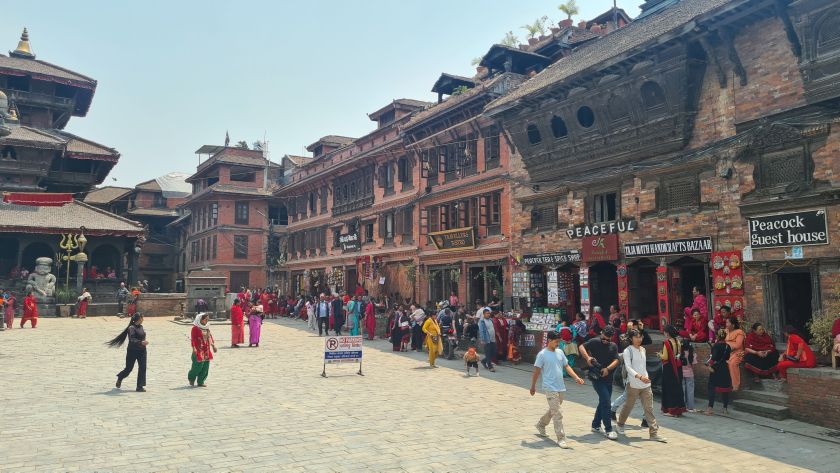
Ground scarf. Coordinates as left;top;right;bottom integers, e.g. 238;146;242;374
194;312;210;330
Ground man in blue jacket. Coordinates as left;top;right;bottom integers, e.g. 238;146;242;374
478;308;496;372
330;293;345;336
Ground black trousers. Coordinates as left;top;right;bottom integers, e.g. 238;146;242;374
117;348;147;389
318;317;329;335
411;325;423;350
334;318;344;335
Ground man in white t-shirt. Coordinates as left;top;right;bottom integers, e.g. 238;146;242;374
530;331;585;449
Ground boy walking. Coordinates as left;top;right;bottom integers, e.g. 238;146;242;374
530;331;585;449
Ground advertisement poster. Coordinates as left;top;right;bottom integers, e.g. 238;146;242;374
547;271;559;305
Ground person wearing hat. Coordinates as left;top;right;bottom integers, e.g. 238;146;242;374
530;331;585;449
579;325;620;440
249;304;263;347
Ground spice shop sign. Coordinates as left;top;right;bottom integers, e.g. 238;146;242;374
748;209;828;249
522;250;582;266
340;233;360;252
624;237;712;257
429;227;476;252
566;219;637;239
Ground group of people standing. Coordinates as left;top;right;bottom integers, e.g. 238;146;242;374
0;289;38;329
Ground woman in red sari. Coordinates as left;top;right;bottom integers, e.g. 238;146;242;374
659;325;687;416
188;312;216;387
20;292;37;328
77;288;92;319
364;298;376;340
743;323;778;380
772;325;816;381
679;308;708;343
230;299;245;348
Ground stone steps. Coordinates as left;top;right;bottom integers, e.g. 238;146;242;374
735;388;789;406
731;398;791;420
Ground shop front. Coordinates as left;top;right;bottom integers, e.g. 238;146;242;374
623;236;713;331
580;234;620;317
746;209;830;340
518;250;581;320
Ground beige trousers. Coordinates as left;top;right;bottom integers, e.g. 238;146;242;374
618;386;659;435
538;391;566;440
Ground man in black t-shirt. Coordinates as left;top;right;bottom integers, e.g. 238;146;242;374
579;326;620;440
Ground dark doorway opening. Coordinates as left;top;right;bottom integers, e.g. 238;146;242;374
628;259;658;321
0;237;19;277
346;267;358;296
779;272;812;342
589;262;618;313
22;242;53;273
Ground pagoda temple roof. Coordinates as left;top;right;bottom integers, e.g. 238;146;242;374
0;199;145;236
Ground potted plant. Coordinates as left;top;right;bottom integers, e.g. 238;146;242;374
807;288;840;358
54;287;76;317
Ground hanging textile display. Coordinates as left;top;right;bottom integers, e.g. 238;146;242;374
616;264;629;318
656;264;669;333
579;266;590;316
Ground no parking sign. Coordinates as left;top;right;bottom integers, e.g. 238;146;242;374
321;336;364;377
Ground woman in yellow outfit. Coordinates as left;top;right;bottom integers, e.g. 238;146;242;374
422;314;443;368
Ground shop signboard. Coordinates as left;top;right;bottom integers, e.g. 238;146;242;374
429;227;476;252
747;209;828;249
624;237;712;258
566;219;637;239
581;234;619;262
340;233;360;252
512;272;530;298
522;250;581;265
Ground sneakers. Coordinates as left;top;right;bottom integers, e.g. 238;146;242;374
650;434;667;443
557;439;570;449
606;430;618;440
615;425;625;435
535;423;547;437
591;427;602;434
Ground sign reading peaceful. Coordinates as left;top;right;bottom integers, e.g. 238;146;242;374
566;219;637;239
747;209;828;249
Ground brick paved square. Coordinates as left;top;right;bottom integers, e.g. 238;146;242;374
0;318;835;472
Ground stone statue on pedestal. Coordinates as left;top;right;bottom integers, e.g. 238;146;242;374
26;257;57;299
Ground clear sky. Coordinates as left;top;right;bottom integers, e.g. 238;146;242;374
1;0;639;186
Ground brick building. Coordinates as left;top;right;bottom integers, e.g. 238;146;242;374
275;99;429;299
484;0;840;341
179;145;283;292
85;172;190;291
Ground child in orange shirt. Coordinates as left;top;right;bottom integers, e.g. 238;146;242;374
464;345;480;377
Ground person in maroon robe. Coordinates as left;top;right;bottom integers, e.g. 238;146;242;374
491;314;509;362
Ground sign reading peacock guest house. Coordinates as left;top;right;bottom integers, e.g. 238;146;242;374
566;219;637;239
748;209;829;249
430;227;476;252
340;233;360;252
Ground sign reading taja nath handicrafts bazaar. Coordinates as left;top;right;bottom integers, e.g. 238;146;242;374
747;209;828;249
429;227;476;251
624;237;713;257
566;219;637;239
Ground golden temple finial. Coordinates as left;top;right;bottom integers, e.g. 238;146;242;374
10;27;35;59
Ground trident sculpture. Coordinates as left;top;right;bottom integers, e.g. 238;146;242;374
59;228;88;289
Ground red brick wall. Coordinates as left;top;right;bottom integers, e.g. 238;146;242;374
787;368;840;429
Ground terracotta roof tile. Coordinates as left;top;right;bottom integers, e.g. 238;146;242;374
0;199;144;235
0;54;96;87
83;186;132;205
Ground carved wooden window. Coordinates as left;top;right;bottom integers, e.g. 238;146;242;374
484;127;501;170
379;212;395;241
235;201;249;225
760;148;807;189
320;186;328;214
590;191;618;223
308;192;317;214
365;221;375;243
551;116;568;138
332;228;341;248
641;81;666;112
816;12;840;59
531;204;557;230
526;124;542;144
397;156;409;183
661;178;699;211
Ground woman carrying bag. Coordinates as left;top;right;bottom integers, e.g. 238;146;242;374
422;312;443;368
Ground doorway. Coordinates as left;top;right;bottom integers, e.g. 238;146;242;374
628;259;658;321
346;267;358;295
589;262;618;312
778;272;812;342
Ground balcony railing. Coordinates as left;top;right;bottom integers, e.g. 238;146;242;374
4;89;75;110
